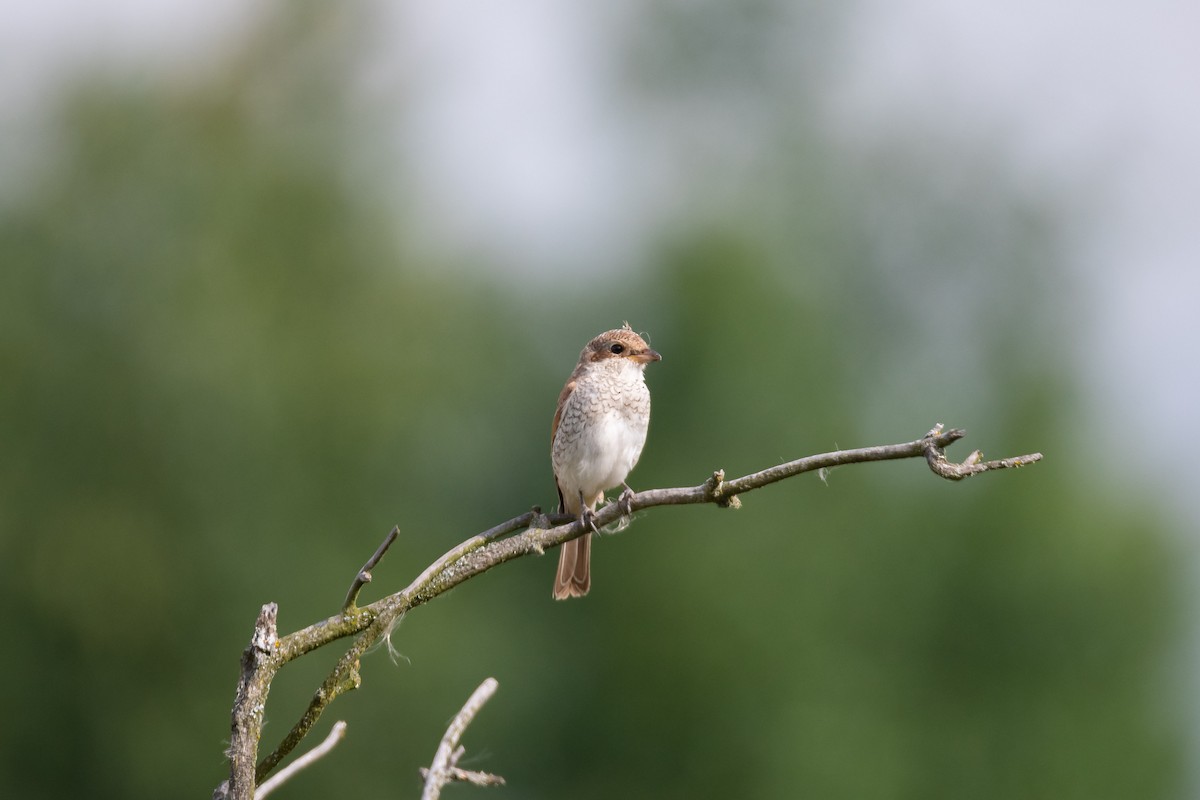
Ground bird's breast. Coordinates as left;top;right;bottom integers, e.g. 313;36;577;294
551;372;651;498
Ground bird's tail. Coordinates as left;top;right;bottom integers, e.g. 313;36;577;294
553;534;591;599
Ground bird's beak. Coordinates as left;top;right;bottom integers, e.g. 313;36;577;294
633;349;662;364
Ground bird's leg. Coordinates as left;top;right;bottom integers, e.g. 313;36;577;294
578;490;598;533
617;482;635;517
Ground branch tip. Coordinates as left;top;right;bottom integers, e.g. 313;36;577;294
254;721;348;800
250;603;279;655
421;678;503;800
343;526;401;612
923;431;1043;481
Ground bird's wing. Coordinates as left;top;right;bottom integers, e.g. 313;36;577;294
550;377;576;449
550;377;578;514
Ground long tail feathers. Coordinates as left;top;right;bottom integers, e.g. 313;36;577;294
553;534;591;600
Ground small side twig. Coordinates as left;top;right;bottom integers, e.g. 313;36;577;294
343;525;401;612
255;721;348;800
420;678;504;800
419;765;507;789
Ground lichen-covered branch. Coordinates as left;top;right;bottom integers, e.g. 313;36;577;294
216;424;1043;798
214;603;279;800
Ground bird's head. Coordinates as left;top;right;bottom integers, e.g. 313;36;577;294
581;326;662;368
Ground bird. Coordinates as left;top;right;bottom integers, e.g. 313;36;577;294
551;325;661;599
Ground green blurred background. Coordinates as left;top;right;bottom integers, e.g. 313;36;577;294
1;3;1192;798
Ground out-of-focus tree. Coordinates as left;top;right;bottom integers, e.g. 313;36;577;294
0;2;1184;799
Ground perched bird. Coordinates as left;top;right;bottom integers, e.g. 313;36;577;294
551;325;661;599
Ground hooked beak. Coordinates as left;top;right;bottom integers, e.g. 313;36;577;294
633;348;662;364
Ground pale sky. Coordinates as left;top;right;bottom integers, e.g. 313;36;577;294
5;0;1196;519
830;0;1200;515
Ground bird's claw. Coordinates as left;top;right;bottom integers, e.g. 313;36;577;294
617;484;635;517
579;506;599;534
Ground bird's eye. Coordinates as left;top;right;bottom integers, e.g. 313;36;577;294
609;343;625;354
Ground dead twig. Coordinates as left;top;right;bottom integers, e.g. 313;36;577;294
920;423;1041;479
343;525;400;612
420;678;504;800
254;721;348;800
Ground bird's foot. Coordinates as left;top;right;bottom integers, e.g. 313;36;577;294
617;483;635;517
579;505;599;534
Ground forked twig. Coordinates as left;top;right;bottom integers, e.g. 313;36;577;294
420;678;505;800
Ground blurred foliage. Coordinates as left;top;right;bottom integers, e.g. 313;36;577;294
0;4;1185;800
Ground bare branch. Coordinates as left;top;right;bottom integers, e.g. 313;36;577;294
215;603;279;800
254;721;348;800
421;678;504;800
410;425;1044;602
343;525;400;612
221;424;1043;796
